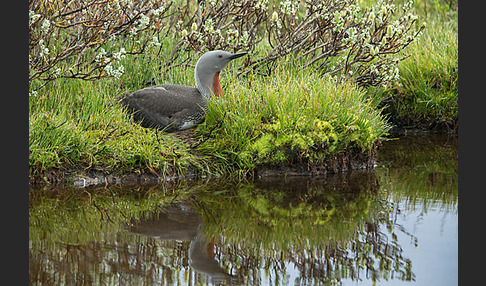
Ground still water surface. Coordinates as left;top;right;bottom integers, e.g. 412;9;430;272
29;134;458;285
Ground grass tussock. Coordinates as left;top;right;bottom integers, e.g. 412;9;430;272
196;65;390;173
366;2;458;130
29;59;390;181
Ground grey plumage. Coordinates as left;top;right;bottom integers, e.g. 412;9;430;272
117;50;247;132
117;84;207;132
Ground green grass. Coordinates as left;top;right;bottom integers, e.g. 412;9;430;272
196;64;390;173
29;71;211;181
390;17;458;129
29;36;215;181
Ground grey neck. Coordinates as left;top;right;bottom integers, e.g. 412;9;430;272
195;67;214;100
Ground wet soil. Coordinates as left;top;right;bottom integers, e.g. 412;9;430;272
30;148;377;187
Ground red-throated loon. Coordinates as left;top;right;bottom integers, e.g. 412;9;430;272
117;50;247;132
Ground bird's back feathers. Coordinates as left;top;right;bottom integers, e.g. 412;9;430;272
117;84;207;132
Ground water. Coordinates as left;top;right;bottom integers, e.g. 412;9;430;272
29;134;458;285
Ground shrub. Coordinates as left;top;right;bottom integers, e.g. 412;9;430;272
30;0;425;90
172;0;425;88
29;0;171;87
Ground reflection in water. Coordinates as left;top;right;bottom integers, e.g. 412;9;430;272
189;171;416;285
29;134;458;285
125;170;401;285
128;203;234;284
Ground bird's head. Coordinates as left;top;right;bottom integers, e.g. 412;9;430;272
196;50;247;73
194;50;247;98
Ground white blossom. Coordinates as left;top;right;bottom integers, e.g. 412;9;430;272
52;68;61;78
29;10;40;23
113;48;127;60
151;6;166;17
41;19;50;32
121;0;133;7
136;14;150;30
370;46;379;56
280;0;299;17
203;18;214;34
255;0;268;11
95;48;107;63
370;64;377;75
271;11;279;23
241;31;249;46
105;63;125;79
180;29;188;37
368;11;375;22
38;39;49;57
148;35;161;47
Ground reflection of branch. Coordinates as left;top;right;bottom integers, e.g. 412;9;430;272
93;200;114;223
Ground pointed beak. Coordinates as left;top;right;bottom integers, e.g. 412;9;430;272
229;52;248;60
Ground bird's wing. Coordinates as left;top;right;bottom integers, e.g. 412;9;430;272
118;85;205;131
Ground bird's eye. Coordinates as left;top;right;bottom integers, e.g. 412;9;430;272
218;55;223;58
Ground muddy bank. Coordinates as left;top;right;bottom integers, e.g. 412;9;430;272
254;148;375;177
387;119;458;135
29;166;200;187
29;148;376;187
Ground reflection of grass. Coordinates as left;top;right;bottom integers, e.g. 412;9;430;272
201;187;374;247
376;134;458;211
194;177;416;283
208;186;368;246
33;171;452;284
29;184;190;247
29;182;203;285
